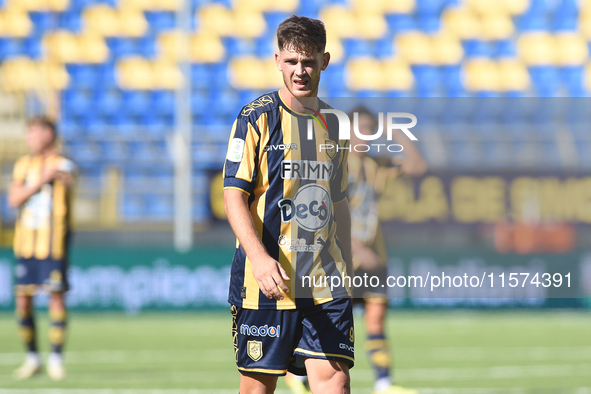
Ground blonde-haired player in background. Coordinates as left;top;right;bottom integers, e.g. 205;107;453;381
9;117;76;381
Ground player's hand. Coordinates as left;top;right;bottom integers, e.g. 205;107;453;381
39;166;60;186
252;256;290;300
353;244;382;271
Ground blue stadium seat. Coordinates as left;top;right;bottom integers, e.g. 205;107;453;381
211;89;240;122
59;10;82;32
100;141;128;162
561;66;585;96
67;64;99;90
151;90;176;117
494;39;516;58
210;62;230;90
0;38;23;60
323;63;345;89
123;91;152;117
145;12;177;33
517;12;549;32
528;66;561;96
463;40;493;58
385;14;417;33
553;13;578;31
264;12;291;34
30;12;56;35
107;38;141;59
343;39;375;58
191;64;211;90
23;35;43;59
418;15;440;33
416;0;445;16
145;194;174;220
94;89;122;117
223;38;256;56
413;65;441;96
191;89;210;122
96;62;118;89
255;36;275;57
63;89;93;117
297;0;322;18
375;35;395;58
83;113;111;139
123;194;145;220
138;35;157;58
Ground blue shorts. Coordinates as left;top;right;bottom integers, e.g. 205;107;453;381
14;257;69;296
231;297;354;376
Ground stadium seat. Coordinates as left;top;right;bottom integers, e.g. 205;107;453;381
118;10;149;37
82;5;119;36
441;7;482;39
94;89;122;117
0;38;24;60
144;11;176;32
395;32;433;64
343;39;375;58
562;66;586;96
320;5;358;38
0;10;33;37
59;10;83;33
122;90;152;116
117;56;154;89
191;32;225;63
29;12;55;35
498;59;530;92
555;33;588;66
382;58;413;93
528;65;561;96
462;59;501;92
44;30;80;63
67;64;98;90
494;39;516;58
418;14;441;33
355;12;388;39
196;4;234;36
412;64;441;96
345;57;383;91
223;37;257;57
517;32;556;65
462;39;493;58
431;33;463;64
384;13;416;33
482;14;514;40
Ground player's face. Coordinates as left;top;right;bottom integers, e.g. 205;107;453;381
276;48;329;98
26;125;54;154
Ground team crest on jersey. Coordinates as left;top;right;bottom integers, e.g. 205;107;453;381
247;340;263;362
241;95;274;116
324;139;337;159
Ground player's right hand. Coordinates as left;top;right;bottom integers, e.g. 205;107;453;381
252;256;290;300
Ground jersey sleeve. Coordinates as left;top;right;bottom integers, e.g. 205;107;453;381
331;139;349;203
223;117;261;195
12;157;28;186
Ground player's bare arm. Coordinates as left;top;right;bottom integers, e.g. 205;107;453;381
334;198;353;278
8;165;60;208
223;188;290;301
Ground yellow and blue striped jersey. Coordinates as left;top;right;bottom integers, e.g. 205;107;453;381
12;154;75;261
223;90;350;310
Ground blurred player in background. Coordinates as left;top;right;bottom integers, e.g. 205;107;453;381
8;117;76;381
287;107;426;394
224;15;355;394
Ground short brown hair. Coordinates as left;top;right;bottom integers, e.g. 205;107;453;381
277;15;326;55
27;116;57;140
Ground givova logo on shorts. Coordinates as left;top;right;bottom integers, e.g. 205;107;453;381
278;184;332;232
240;324;281;337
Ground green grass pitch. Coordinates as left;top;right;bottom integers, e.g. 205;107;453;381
0;310;590;393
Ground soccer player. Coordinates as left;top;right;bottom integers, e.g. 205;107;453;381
223;15;354;394
9;117;76;381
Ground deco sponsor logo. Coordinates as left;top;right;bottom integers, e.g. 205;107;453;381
281;160;333;181
278;234;325;253
278;184;332;232
240;324;281;337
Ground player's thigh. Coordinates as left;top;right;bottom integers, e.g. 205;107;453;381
49;292;66;310
294;298;355;367
305;358;350;394
15;295;33;315
240;373;278;394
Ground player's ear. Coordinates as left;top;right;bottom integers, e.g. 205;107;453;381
275;52;281;71
321;52;330;71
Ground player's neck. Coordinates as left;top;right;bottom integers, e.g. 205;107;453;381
34;145;56;159
279;87;319;114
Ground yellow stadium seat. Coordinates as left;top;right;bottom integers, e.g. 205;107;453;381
497;59;529;92
152;0;183;11
383;0;415;14
395;32;433;64
463;59;501;91
345;57;383;91
43;31;79;63
355;12;388;40
320;5;358;38
157;30;187;61
351;0;387;14
49;0;69;12
197;4;234;36
555;33;588;66
431;33;463;65
119;0;155;11
441;7;482;39
584;63;591;92
266;0;298;12
0;10;33;37
233;11;266;38
37;60;69;90
152;60;183;89
117;56;154;90
326;36;344;63
82;5;119;36
118;10;149;37
78;34;109;63
191;32;225;63
229;56;267;89
264;58;283;89
517;32;556;65
0;57;38;91
578;11;591;39
382;57;414;91
5;0;44;11
481;14;514;40
502;0;530;15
